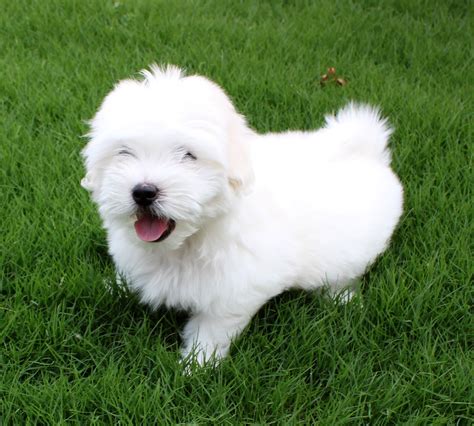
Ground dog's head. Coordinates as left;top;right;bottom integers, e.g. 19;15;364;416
82;65;254;249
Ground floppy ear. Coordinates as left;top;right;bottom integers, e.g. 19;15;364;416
227;113;255;193
80;132;108;196
80;132;101;194
80;171;96;192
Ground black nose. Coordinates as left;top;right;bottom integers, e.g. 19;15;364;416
132;183;159;206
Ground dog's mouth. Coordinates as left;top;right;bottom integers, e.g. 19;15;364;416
134;211;176;242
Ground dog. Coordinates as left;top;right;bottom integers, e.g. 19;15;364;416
81;65;403;365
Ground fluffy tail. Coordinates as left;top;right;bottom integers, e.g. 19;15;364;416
324;103;393;165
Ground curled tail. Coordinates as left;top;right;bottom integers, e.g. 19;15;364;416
324;103;393;165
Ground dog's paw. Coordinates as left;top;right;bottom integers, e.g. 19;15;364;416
336;288;356;304
179;342;228;374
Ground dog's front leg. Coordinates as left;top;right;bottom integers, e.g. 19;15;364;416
180;310;254;367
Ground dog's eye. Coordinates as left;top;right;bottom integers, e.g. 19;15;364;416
118;147;134;157
183;151;197;161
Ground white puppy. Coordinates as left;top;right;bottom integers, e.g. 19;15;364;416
82;65;403;365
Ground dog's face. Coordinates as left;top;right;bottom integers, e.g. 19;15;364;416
82;65;254;249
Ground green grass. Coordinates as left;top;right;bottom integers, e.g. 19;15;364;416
1;0;472;423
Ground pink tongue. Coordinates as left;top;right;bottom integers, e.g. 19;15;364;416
134;216;169;242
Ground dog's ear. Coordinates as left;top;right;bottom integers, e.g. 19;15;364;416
81;171;96;192
227;114;255;193
80;133;108;196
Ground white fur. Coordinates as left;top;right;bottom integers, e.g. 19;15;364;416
82;65;403;365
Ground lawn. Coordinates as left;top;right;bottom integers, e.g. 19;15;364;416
1;0;472;423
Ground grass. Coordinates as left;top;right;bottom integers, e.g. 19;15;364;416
1;0;472;423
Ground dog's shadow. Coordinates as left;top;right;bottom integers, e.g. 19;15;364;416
78;236;186;355
95;279;189;349
92;282;345;355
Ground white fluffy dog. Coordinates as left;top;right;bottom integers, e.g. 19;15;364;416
82;65;403;365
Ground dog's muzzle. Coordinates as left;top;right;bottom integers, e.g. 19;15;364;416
131;183;175;242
